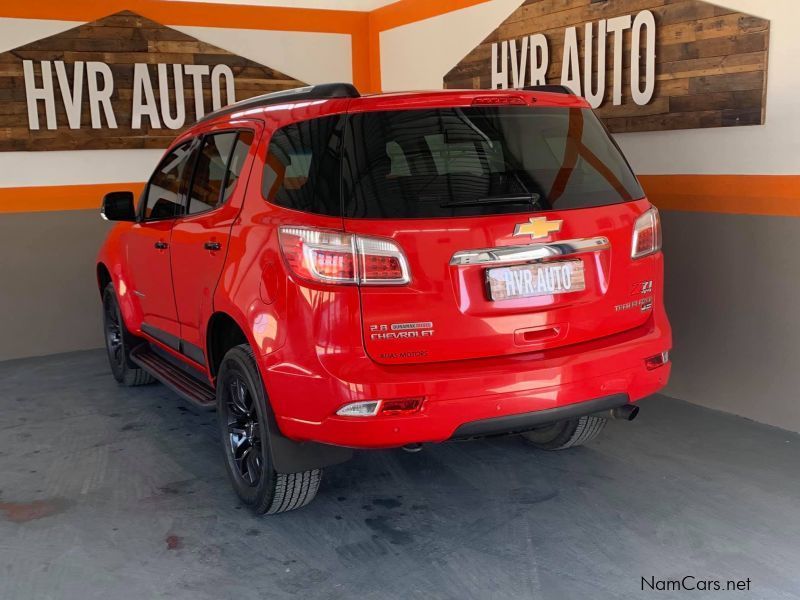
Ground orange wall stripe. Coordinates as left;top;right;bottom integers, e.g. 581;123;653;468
641;175;800;217
0;183;145;214
1;0;494;33
2;176;799;216
370;0;493;32
139;1;365;34
366;23;382;94
0;0;367;34
350;20;374;94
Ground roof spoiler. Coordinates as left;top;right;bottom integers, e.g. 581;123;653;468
195;82;360;125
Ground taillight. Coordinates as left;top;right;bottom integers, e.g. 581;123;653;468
278;227;356;283
631;207;662;259
356;237;410;284
279;226;410;285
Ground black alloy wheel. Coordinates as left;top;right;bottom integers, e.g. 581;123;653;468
103;287;125;373
216;344;322;514
101;283;154;386
222;373;264;487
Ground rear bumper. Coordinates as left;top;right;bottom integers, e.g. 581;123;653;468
451;393;629;439
264;308;671;449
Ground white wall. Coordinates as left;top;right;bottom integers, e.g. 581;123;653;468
171;26;352;89
380;0;523;92
0;18;84;52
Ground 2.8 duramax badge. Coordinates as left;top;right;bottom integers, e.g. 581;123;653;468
370;322;435;340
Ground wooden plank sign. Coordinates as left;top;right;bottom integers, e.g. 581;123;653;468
443;0;769;132
0;10;307;151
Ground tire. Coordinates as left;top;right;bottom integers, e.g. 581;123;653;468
521;415;607;450
102;283;155;387
216;344;321;514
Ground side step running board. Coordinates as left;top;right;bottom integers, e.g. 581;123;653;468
131;345;216;410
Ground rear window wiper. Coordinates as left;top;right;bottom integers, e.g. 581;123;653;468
440;193;541;208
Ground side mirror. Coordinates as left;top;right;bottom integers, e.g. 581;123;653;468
101;191;136;221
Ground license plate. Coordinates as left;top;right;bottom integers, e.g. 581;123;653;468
486;260;585;301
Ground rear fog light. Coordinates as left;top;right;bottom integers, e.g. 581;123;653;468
335;397;424;417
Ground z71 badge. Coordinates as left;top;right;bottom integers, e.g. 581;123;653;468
370;322;435;340
631;280;654;295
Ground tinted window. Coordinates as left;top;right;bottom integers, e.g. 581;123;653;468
222;130;254;204
186;131;254;215
187;132;238;214
142;141;194;220
342;107;643;219
262;115;344;216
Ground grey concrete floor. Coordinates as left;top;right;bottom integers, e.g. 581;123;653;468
1;350;799;600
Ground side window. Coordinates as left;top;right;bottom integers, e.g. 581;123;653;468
222;130;254;204
262;115;344;217
187;133;236;214
142;141;194;220
186;131;255;215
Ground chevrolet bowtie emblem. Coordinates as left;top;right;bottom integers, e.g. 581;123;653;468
513;217;563;240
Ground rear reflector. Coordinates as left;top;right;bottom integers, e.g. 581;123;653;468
631;207;662;259
645;351;669;370
279;226;410;285
380;397;423;416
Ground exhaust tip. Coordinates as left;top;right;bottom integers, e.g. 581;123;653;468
610;404;639;421
402;443;423;453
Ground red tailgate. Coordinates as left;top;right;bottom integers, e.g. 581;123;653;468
346;199;656;365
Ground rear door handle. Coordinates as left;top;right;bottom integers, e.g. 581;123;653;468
154;241;168;250
204;241;222;251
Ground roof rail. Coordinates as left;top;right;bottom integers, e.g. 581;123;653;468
194;82;360;125
523;85;576;95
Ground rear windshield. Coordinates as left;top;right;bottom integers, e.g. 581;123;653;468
341;107;643;219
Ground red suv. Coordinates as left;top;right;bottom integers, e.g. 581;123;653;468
97;83;671;514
